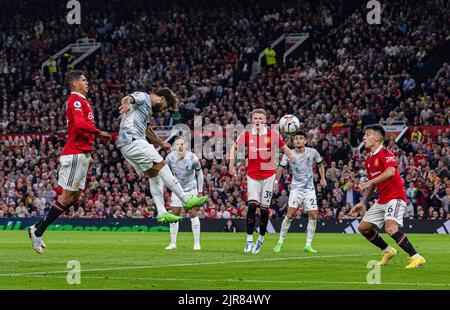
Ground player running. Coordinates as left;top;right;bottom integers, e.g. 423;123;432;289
28;70;112;253
165;137;204;250
353;125;426;269
117;89;208;224
274;131;327;253
229;109;296;254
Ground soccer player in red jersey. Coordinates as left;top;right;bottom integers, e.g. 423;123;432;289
353;125;426;269
229;109;296;254
28;70;111;253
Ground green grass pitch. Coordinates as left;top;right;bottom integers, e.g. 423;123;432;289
1;231;449;290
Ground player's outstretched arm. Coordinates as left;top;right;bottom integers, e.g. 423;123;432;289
274;166;284;193
281;144;297;163
145;127;171;152
228;142;238;176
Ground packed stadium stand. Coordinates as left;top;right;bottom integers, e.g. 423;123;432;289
0;0;449;221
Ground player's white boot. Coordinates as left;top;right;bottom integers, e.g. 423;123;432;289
193;243;201;251
28;225;44;254
165;243;177;250
251;240;263;254
244;241;253;253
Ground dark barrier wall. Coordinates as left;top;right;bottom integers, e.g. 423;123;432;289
0;218;449;234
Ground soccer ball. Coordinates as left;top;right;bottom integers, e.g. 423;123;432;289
279;115;300;135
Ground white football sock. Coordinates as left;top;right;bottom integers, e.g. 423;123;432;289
149;176;166;216
246;234;253;242
258;234;265;243
170;222;179;245
158;164;189;204
306;218;317;246
191;216;200;246
279;216;292;243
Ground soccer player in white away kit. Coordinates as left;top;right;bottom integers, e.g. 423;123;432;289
165;138;204;250
117;88;208;223
229;109;296;254
274;131;327;253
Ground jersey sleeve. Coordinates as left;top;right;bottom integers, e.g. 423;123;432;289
276;131;286;148
192;154;201;171
236;132;247;147
313;149;323;164
129;91;151;107
279;154;289;167
380;149;398;169
68;98;100;134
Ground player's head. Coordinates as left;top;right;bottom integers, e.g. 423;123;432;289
293;130;307;148
251;109;267;131
153;87;179;112
173;137;186;156
363;124;385;149
65;70;88;94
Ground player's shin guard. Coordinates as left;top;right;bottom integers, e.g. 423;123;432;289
279;216;292;243
306;218;317;246
35;201;66;237
391;231;418;257
191;216;200;246
362;229;389;251
158;165;189;203
246;201;258;236
259;207;269;236
149;176;167;216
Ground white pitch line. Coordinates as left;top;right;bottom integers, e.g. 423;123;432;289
0;253;374;277
5;274;450;287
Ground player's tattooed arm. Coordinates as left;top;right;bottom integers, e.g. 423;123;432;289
274;166;284;193
145;127;171;152
361;184;375;203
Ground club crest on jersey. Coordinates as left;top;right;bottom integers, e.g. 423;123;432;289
74;101;82;110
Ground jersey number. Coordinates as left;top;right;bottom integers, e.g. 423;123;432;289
264;191;272;199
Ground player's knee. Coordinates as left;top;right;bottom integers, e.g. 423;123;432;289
247;200;258;212
309;212;318;220
358;224;370;235
385;226;398;236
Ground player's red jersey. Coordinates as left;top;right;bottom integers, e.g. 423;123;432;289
365;145;407;204
236;127;286;179
61;92;100;155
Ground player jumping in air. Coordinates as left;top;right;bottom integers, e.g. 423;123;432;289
117;89;208;224
353;125;426;269
274;131;327;253
28;70;112;253
229;109;296;254
165;137;204;250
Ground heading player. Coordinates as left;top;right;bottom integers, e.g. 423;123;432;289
274;131;327;253
29;70;112;253
117;89;208;224
353;124;426;269
229;109;296;254
165;137;204;250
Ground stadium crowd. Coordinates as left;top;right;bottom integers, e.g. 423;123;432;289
0;0;449;221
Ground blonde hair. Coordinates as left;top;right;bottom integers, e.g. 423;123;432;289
251;109;267;118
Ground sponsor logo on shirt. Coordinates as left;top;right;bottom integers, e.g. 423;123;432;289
385;156;396;163
74;101;82;111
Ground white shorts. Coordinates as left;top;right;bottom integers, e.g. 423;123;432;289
58;153;92;191
288;188;318;212
247;174;276;206
362;199;406;228
120;139;163;174
170;189;198;207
